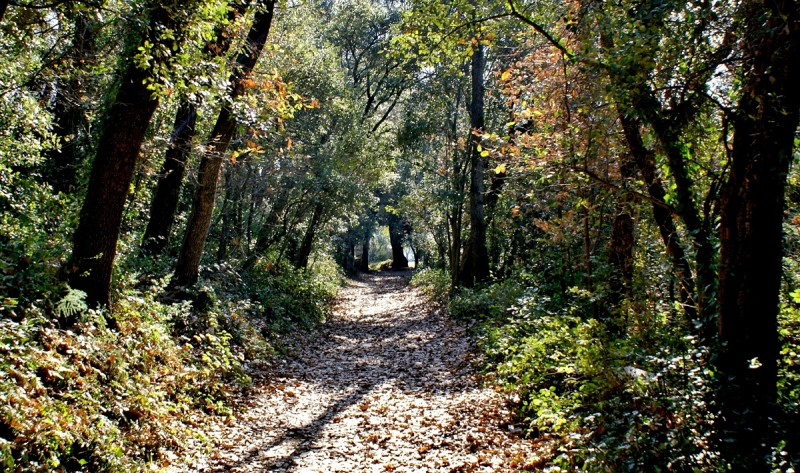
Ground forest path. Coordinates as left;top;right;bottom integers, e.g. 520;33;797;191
178;271;546;472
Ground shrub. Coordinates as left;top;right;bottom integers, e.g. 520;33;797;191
245;254;341;332
448;278;525;322
0;286;249;472
466;285;723;471
408;267;451;305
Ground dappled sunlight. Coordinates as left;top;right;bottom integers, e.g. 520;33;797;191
177;273;547;472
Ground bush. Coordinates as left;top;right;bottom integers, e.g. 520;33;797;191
448;278;525;322
463;284;723;471
245;254;341;332
408;267;451;305
0;286;249;472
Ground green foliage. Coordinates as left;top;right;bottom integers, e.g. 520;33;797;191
448;279;525;322
246;255;342;332
780;296;800;410
0;289;247;471
409;267;451;305
463;283;724;471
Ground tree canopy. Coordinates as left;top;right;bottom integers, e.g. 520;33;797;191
0;0;798;470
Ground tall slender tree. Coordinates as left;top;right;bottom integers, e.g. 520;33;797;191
458;41;489;287
142;0;252;254
172;0;276;287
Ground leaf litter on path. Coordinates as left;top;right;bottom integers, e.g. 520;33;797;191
172;272;552;472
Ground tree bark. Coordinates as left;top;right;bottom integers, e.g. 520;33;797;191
608;206;634;303
359;226;370;271
387;215;408;269
141;102;197;254
45;10;96;194
292;202;325;269
172;0;275;287
717;0;800;465
64;1;191;307
458;42;489;287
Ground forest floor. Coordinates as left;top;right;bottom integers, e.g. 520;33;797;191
173;271;551;472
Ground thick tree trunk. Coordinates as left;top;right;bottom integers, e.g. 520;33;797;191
717;0;800;466
172;0;275;287
0;1;8;23
388;216;408;269
458;43;489;287
64;2;188;307
141;102;197;254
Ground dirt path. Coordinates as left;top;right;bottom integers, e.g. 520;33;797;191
177;272;546;472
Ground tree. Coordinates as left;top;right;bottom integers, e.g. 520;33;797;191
458;39;490;287
716;0;800;465
141;0;251;255
172;0;276;287
64;0;199;307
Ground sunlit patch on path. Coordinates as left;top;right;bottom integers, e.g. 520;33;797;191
175;272;548;472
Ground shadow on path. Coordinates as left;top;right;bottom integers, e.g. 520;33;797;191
191;271;540;473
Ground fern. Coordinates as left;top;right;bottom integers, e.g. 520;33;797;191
55;287;89;318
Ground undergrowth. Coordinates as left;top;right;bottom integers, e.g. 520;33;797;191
0;252;342;471
412;270;800;471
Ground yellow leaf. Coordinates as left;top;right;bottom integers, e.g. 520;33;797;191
501;69;512;81
287;138;293;150
495;163;507;174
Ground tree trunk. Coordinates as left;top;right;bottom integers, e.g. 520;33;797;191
0;1;8;23
292;202;325;269
618;113;697;323
608;204;634;328
458;42;489;287
388;216;408;269
141;102;197;254
717;0;800;466
608;141;637;328
242;189;290;271
45;10;96;194
359;226;370;271
646;112;716;338
172;0;275;287
216;166;234;262
64;1;190;307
